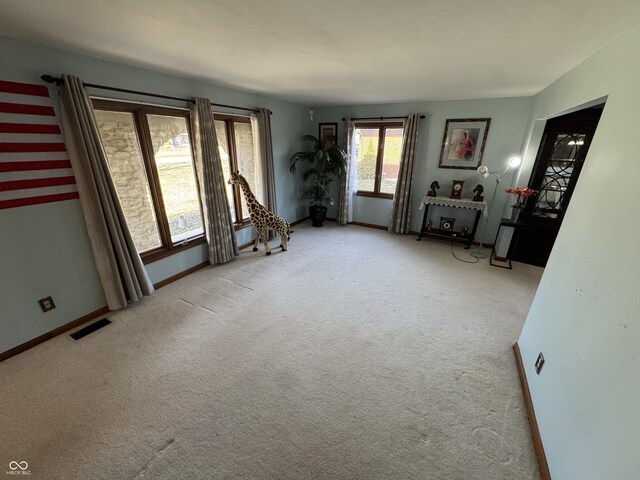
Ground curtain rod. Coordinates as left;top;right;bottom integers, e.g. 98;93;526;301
341;115;425;121
41;75;268;114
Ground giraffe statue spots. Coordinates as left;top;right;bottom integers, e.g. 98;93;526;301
228;172;291;256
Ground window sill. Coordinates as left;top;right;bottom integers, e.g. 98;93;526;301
234;220;253;231
141;235;207;264
356;191;394;200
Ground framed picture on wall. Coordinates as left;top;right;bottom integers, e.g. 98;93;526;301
438;118;491;169
319;122;338;146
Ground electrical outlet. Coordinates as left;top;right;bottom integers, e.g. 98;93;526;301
38;296;56;312
535;352;545;374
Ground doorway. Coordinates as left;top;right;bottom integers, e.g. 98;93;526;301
512;105;604;267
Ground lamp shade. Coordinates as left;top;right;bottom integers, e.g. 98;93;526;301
508;156;522;168
477;165;489;177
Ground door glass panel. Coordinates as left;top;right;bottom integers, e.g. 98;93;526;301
355;128;379;192
146;114;204;243
380;127;403;194
532;133;585;219
94;110;162;253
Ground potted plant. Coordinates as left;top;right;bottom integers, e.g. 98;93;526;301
289;134;347;227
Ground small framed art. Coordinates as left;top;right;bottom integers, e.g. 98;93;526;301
438;118;491;169
319;122;338;145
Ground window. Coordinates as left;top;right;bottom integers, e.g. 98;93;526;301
354;122;404;198
214;115;258;226
93;100;205;263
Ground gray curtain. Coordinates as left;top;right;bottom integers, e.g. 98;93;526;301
191;98;238;264
389;114;421;234
59;75;153;310
255;108;277;239
337;118;357;225
256;108;276;213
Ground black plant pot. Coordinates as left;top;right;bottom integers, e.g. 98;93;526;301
309;205;328;227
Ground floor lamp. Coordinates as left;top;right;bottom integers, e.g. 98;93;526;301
470;156;522;259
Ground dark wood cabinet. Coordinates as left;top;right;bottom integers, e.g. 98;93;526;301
512;106;603;267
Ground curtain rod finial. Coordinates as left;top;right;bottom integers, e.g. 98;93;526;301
41;74;62;86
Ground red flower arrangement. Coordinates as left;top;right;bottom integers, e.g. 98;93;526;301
505;187;536;208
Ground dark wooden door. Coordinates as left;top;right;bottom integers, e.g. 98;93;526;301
512;106;603;267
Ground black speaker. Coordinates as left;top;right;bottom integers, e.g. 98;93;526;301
440;217;455;231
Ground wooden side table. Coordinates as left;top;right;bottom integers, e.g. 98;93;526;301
417;196;487;249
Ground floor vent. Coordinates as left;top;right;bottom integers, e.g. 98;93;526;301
70;318;112;340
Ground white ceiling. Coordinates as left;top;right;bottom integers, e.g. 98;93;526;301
1;0;639;106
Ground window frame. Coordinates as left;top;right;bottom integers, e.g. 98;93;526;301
214;113;254;230
92;99;206;264
354;121;404;199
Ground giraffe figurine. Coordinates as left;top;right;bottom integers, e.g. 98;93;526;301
228;172;291;256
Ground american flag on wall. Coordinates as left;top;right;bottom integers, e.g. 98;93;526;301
0;79;78;210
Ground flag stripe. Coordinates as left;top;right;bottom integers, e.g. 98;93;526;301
0;123;61;134
0;133;64;143
0;183;77;201
2;169;74;182
0;111;61;125
0;192;79;210
0;80;50;97
0;142;67;153
0;92;54;107
0;151;69;162
0;160;72;172
0;175;76;191
0;102;56;116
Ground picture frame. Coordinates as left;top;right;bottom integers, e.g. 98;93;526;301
438;118;491;169
319;122;338;145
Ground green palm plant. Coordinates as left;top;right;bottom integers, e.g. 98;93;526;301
289;135;347;207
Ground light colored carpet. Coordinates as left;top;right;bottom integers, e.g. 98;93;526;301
0;223;543;480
